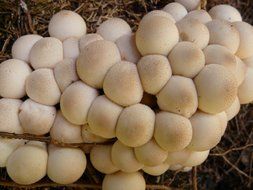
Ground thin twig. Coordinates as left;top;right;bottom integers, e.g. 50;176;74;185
192;166;198;190
210;144;253;156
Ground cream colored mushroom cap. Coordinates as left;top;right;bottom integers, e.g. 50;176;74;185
63;37;79;60
225;97;240;121
165;149;191;165
77;40;121;88
176;18;209;49
60;81;98;125
156;76;198;118
0;98;23;134
79;33;103;52
47;145;86;185
235;57;247;86
217;111;228;136
137;55;172;95
162;2;188;22
19;99;56;135
11;34;42;62
50;111;83;143
154;112;193;151
90;145;119;174
206;19;240;54
209;4;242;22
115;34;141;63
142;163;170;176
238;67;253;104
182;150;210;167
233;21;253;59
48;10;86;41
141;10;176;23
187;111;222;151
175;0;200;11
81;124;108;143
97;18;131;42
116;104;155;147
0;59;32;99
243;56;253;68
168;41;205;78
26;68;61;106
184;10;212;24
29;37;63;69
111;140;143;173
6;143;48;185
88;95;123;138
169;164;183;171
194;64;238;114
136;16;179;56
102;172;146;190
134;139;168;166
103;61;143;107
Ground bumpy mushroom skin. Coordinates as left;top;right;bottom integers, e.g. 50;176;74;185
243;56;253;68
79;34;103;52
63;37;80;60
141;10;176;23
182;150;210;167
163;2;188;22
26;68;61;106
111;140;143;173
103;61;143;107
116;104;155;147
11;34;42;62
19;99;56;135
81;124;107;143
238;68;253;104
142;163;170;176
60;81;98;125
90;145;119;174
0;59;32;99
77;40;121;88
217;112;228;136
225;97;240;121
88;95;123;138
175;0;200;11
48;10;86;41
102;172;146;190
165;149;191;165
154;112;192;151
47;145;87;185
235;57;247;86
136;16;179;56
194;64;238;114
137;55;172;94
184;10;212;24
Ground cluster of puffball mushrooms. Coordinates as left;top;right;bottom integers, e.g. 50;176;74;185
1;0;253;189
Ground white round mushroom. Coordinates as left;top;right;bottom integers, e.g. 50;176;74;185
141;10;176;23
11;34;42;62
142;163;170;176
19;99;56;135
165;149;191;165
184;10;212;24
63;37;80;60
225;97;240;121
238;67;253;104
235;57;247;86
0;59;32;99
182;150;210;167
243;56;253;68
162;2;188;22
81;124;107;143
48;10;86;41
175;0;200;11
79;33;103;52
217;111;228;136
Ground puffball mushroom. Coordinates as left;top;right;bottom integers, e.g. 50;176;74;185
209;4;242;22
156;76;198;118
111;140;143;173
53;58;79;92
233;21;253;59
0;98;23;134
29;37;63;69
176;18;209;49
182;150;210;167
184;10;212;24
90;145;119;174
0;59;32;99
217;112;228;136
142;163;170;176
162;2;188;22
47;145;87;184
116;104;155;147
6;142;48;185
243;56;253;68
206;19;240;54
134;139;168;166
225;97;240;121
26;68;61;106
141;10;176;23
60;81;98;125
136;16;179;56
103;61;143;107
79;33;103;51
115;34;141;63
235;57;247;86
168;41;205;78
187;111;222;151
238;68;253;104
50;111;83;143
194;64;238;114
11;34;42;62
87;95;123;138
48;10;86;41
77;40;121;88
165;149;191;165
169;164;183;171
137;55;172;94
97;18;131;42
154;112;192;151
63;37;79;60
82;124;107;143
102;172;146;190
19;99;56;135
0;138;24;167
175;0;200;11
